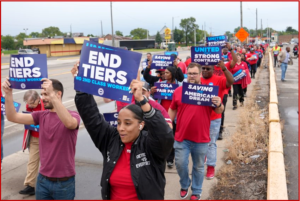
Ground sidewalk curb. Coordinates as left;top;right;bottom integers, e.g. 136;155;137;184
267;51;288;200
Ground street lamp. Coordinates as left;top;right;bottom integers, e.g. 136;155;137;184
24;28;28;35
172;16;179;42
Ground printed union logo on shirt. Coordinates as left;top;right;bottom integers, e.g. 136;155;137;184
153;83;179;100
150;55;174;70
191;46;222;65
103;112;118;127
181;82;219;107
74;40;142;103
9;54;48;89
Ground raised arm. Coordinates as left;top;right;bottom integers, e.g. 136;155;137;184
2;78;35;125
218;60;234;88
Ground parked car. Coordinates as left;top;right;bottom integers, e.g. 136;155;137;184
18;49;37;54
32;48;40;54
119;46;128;50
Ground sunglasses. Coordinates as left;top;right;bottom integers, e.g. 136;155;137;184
201;67;212;71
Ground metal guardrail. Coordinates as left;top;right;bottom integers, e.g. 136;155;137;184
267;50;288;200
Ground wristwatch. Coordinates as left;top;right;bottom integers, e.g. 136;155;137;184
217;103;222;108
136;95;148;106
222;68;227;72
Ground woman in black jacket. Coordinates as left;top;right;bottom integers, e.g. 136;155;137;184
74;77;174;200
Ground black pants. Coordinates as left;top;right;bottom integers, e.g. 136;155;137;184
274;56;278;67
233;84;244;106
257;58;261;67
243;87;247;94
219;94;228;133
167;121;176;163
250;64;257;78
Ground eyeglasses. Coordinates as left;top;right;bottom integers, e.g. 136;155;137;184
187;72;199;76
201;67;212;71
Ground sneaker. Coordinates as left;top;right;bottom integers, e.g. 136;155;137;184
228;93;232;97
190;194;201;200
233;106;237;110
206;166;215;180
244;93;247;97
167;162;174;168
180;189;189;199
218;132;223;140
19;186;35;195
240;102;244;107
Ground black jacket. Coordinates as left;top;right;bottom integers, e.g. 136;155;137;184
75;93;174;200
143;66;184;87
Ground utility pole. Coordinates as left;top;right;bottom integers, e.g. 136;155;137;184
110;2;115;47
194;28;196;46
256;8;258;37
261;19;263;38
240;2;243;28
204;22;206;44
101;20;103;37
70;25;72;36
172;17;174;42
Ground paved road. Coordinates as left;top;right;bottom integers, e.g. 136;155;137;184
274;45;298;200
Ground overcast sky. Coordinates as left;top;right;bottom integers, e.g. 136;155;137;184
1;1;298;37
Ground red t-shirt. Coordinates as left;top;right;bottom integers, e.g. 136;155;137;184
148;99;172;124
116;96;135;112
161;100;172;115
31;110;80;177
170;87;213;143
246;52;258;65
177;62;187;74
185;57;191;67
26;103;42;138
213;62;231;95
229;62;247;85
201;75;227;121
110;142;138;200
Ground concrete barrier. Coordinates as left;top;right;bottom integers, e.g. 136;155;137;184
267;52;288;200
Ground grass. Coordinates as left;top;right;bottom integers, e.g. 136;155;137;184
1;50;18;55
132;49;164;53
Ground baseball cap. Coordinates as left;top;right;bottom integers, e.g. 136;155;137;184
142;82;150;91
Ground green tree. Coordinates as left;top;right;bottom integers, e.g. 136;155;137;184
87;34;94;37
155;31;162;44
179;17;199;46
234;26;249;34
29;32;40;38
1;35;15;50
286;26;298;33
115;30;123;36
41;26;63;37
15;32;28;49
174;27;184;43
130;28;147;39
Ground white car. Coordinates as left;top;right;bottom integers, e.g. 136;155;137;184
282;42;289;45
18;49;37;54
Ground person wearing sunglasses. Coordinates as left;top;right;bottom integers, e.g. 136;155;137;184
168;62;226;200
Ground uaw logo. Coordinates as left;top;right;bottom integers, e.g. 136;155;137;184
98;88;104;96
21;83;26;89
165;96;168;99
122;95;129;101
209;82;214;86
197;102;201;105
205;62;209;65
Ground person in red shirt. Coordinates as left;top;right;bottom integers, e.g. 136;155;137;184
168;63;224;200
246;47;259;79
185;56;191;67
151;66;181;168
228;53;248;110
201;60;234;180
213;43;237;140
1;92;4;169
177;56;187;74
18;90;45;195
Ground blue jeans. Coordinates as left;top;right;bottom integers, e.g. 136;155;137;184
36;173;75;200
1;114;4;163
174;140;209;194
206;119;221;167
280;63;288;80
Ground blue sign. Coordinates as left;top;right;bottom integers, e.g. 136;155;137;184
9;54;48;89
191;46;222;66
181;82;219;107
206;35;227;47
22;111;40;132
153;83;179;100
74;40;142;103
233;69;246;82
164;51;178;56
103;112;118;127
1;96;21;115
150;55;174;70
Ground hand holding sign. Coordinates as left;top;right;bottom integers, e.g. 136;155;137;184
129;80;144;102
211;96;221;107
2;77;13;95
71;61;80;77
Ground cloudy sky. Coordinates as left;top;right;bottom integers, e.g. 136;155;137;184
1;1;298;37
